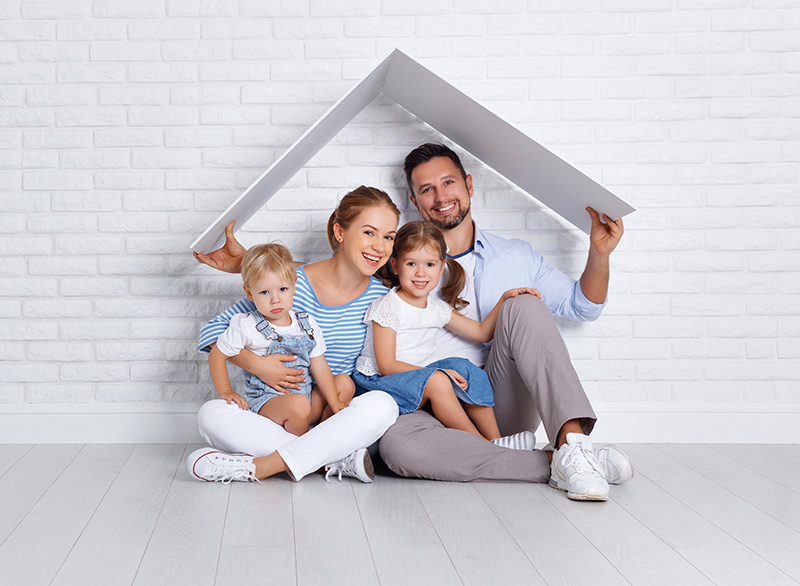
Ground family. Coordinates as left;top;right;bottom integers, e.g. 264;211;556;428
187;143;633;501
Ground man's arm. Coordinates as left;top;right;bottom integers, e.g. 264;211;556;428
578;207;624;305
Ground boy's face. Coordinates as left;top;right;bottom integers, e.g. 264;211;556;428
244;271;295;326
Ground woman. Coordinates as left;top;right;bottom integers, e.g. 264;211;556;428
188;186;401;483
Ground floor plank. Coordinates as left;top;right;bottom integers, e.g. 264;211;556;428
353;475;444;548
293;474;379;586
670;485;800;582
0;444;83;544
611;474;796;585
354;476;459;585
541;481;715;585
0;443;797;586
475;482;630;586
371;546;463;586
132;445;230;586
215;546;296;585
0;445;133;586
709;444;800;493
0;444;32;478
52;444;186;586
657;444;800;533
413;480;547;585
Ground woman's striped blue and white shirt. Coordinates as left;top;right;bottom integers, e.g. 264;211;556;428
197;265;389;375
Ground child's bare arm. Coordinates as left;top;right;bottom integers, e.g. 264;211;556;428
446;287;540;343
373;323;422;375
308;355;345;413
209;344;248;410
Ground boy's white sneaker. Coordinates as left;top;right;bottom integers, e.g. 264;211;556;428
549;433;609;501
187;448;258;483
595;444;634;484
492;430;536;451
324;448;374;483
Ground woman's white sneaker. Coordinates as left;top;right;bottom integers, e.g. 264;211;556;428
324;448;374;483
492;431;536;451
187;448;258;483
549;433;609;501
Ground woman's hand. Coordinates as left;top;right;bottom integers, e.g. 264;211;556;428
251;353;306;394
443;368;468;390
193;221;247;274
219;390;248;410
501;287;541;301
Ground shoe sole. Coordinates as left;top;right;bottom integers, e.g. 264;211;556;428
549;478;608;502
361;450;375;483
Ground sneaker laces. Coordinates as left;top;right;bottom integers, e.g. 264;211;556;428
324;452;356;483
562;442;604;477
205;455;259;484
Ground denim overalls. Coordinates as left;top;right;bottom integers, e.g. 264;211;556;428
243;310;317;414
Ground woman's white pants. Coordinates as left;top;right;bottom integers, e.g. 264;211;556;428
197;390;399;480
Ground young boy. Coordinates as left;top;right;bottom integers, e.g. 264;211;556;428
209;243;354;435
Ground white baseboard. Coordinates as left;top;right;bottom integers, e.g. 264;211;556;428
0;404;205;444
0;403;798;444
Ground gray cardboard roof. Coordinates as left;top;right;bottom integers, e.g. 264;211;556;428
192;49;635;253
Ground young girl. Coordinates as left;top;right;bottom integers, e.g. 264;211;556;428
353;221;540;449
209;243;355;436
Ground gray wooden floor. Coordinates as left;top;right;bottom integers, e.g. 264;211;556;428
1;443;799;586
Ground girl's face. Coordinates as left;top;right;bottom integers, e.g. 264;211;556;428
391;243;445;307
333;205;398;277
243;270;295;326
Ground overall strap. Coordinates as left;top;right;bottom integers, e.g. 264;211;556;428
253;311;282;342
294;311;315;340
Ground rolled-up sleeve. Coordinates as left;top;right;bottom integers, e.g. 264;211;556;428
476;229;606;323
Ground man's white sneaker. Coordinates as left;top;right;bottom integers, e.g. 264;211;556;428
187;448;258;483
324;448;374;483
492;431;536;451
549;433;609;501
595;444;634;484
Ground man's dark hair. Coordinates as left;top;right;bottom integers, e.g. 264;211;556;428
403;143;468;194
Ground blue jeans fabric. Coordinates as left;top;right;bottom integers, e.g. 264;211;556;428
243;311;316;414
352;357;494;415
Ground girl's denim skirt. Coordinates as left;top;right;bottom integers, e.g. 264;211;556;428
352;356;494;415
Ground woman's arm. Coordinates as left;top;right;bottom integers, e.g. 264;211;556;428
309;355;345;413
208;345;248;410
373;323;422;375
193;221;247;274
228;347;305;394
446;287;540;343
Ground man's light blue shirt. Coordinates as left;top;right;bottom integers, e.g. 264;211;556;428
472;225;606;323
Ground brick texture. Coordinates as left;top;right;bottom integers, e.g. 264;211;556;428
1;1;798;417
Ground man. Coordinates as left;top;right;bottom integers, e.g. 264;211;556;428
377;143;633;501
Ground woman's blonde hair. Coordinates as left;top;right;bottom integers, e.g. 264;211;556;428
240;243;296;289
326;185;400;254
380;221;468;310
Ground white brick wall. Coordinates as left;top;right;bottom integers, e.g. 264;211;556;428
1;0;798;442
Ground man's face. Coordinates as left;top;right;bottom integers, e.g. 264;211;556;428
409;156;473;231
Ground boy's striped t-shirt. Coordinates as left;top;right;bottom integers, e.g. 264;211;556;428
197;265;389;376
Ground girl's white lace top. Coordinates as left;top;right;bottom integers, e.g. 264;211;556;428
355;288;453;376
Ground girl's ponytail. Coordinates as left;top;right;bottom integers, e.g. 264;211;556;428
441;257;468;310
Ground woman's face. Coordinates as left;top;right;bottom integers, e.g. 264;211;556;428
333;205;398;276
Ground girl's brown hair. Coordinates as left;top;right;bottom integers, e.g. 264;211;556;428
382;221;468;310
326;186;400;254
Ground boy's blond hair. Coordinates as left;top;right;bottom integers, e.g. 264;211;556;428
240;243;296;289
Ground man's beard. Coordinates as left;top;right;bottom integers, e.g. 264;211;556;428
428;202;470;230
